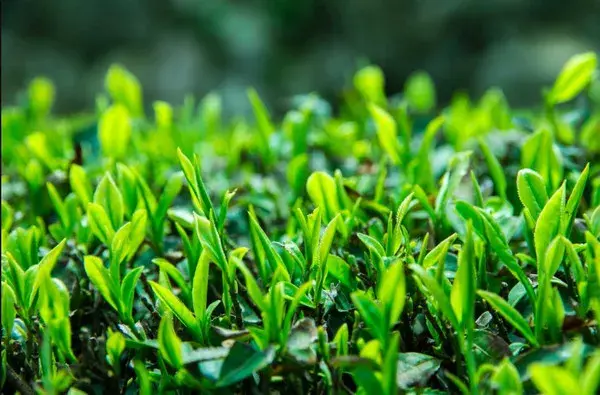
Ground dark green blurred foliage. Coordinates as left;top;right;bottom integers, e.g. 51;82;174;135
2;0;600;115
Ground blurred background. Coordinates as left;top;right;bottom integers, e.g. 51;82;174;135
2;0;600;116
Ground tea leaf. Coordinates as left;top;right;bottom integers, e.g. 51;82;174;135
561;164;589;236
98;104;132;159
150;281;201;339
307;171;340;222
193;251;211;322
550;52;598;104
84;256;119;312
477;290;538;346
158;314;183;369
351;292;385;341
94;173;125;230
105;64;143;116
405;71;436;113
216;342;276;387
517;168;548;220
535;183;566;275
369;104;400;165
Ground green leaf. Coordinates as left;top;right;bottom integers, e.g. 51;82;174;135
217;189;237;233
28;77;55;119
32;238;67;296
94;173;125;230
126;209;147;261
216;342;276;387
106;329;126;369
281;282;315;309
490;358;522;395
234;259;267;313
354;65;385;105
117;163;140;217
194;214;227;272
154;101;173;130
132;359;153;394
333;324;349;357
306;171;340;222
412;184;436;221
479;139;507;200
353;366;384;394
98;104;132;159
522;128;564;191
435;151;471;221
155;173;183;226
396;353;442;390
410;264;459;331
561;164;589;236
378;261;406;329
105;64;143;116
158;314;183;369
283;282;314;336
517;168;548;220
153;258;190;297
317;214;339;270
405;71;436;113
581;351;600;395
69;164;93;207
247;211;290;282
382;333;399;395
326;255;356;289
1;201;13;232
423;233;457;269
120;266;143;323
580;115;600;153
149;281;201;339
110;222;132;277
470;171;484;207
477;290;538;346
87;202;115;245
544;236;566;282
450;221;475;328
247;88;274;164
415;115;445;193
1;282;16;338
369;104;400;165
84;255;119;313
193;251;211;323
351;292;385;341
456;204;536;304
46;182;69;230
357;233;386;258
287;154;309;200
530;364;578;395
535;183;566;275
550;52;598;105
176;148;214;217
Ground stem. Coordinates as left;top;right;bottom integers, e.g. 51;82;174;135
564;268;580;306
462;328;478;395
231;281;244;330
423;307;447;346
450;330;465;378
7;365;35;395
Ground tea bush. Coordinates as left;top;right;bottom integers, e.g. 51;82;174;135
1;53;600;394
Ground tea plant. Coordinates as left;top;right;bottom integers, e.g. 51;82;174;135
1;54;600;394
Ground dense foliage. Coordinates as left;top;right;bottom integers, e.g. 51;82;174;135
1;52;600;395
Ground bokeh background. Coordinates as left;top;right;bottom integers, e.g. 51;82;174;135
2;0;600;116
